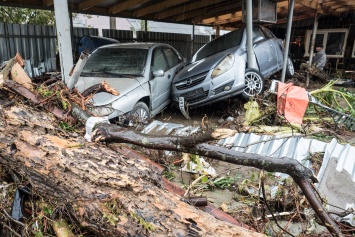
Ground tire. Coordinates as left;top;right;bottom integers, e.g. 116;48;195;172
130;102;150;124
240;68;265;101
285;57;295;78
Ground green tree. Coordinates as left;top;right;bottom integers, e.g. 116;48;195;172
140;20;149;31
0;6;56;25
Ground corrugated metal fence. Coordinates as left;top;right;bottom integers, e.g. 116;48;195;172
1;22;210;75
0;23;57;77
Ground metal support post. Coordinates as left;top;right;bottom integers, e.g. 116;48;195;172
53;0;74;86
281;0;295;82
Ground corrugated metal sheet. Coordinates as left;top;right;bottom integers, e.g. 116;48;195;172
143;120;355;225
217;133;355;183
143;120;355;184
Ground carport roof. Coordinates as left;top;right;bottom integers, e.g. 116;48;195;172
2;0;355;30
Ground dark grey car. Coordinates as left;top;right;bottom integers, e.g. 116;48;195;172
172;26;294;111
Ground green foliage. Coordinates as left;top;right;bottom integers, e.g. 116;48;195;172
310;80;355;116
61;99;69;110
162;169;176;181
102;199;122;226
43;206;53;215
37;86;53;97
103;212;119;226
186;154;204;173
201;175;209;183
34;231;44;237
212;176;235;189
139;20;149;31
130;212;155;231
59;121;77;132
0;7;55;25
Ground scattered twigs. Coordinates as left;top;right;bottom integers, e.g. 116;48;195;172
183;174;208;198
260;170;295;237
3;224;22;237
4;80;76;124
2;209;26;227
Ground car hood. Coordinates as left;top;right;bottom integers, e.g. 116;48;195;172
173;48;238;83
75;76;143;106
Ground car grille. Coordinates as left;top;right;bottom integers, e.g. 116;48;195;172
214;81;234;94
182;90;209;104
175;71;208;90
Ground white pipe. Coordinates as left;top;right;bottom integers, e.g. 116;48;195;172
53;0;73;86
66;52;89;90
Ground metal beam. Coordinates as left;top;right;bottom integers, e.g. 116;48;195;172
79;0;106;11
156;0;223;20
134;0;189;18
109;0;150;14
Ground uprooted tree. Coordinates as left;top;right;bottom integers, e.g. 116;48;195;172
0;56;345;237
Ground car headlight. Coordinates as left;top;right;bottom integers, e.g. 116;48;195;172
86;104;114;117
211;54;235;78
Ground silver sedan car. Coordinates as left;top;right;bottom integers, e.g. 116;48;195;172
75;42;185;124
172;26;294;112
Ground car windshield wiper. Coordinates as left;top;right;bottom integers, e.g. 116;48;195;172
115;73;142;78
80;71;141;78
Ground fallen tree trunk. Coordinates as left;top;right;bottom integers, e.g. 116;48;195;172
92;124;344;237
0;103;265;237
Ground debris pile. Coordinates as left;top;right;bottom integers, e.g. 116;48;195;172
1;52;355;237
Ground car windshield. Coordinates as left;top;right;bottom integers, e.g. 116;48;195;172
191;28;244;63
81;47;148;76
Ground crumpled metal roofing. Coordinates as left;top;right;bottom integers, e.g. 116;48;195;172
142;120;355;225
143;121;355;183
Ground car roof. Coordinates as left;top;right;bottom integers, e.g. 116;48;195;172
99;42;171;50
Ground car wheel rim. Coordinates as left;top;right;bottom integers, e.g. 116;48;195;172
132;108;149;124
243;71;263;97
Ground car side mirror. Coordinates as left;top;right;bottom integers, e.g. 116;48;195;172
253;36;264;45
152;69;164;77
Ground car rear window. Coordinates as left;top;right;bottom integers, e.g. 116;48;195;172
191;28;244;62
82;48;148;75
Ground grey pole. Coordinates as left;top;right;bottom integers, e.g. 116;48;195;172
192;24;195;57
281;0;295;82
110;17;116;30
306;13;319;87
246;0;257;69
53;0;74;87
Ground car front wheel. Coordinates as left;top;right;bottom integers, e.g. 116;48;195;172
130;102;150;125
240;68;264;100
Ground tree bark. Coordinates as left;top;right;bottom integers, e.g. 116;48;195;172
0;102;265;237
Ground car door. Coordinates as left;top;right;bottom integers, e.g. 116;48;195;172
261;27;283;71
149;47;172;112
252;27;278;77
